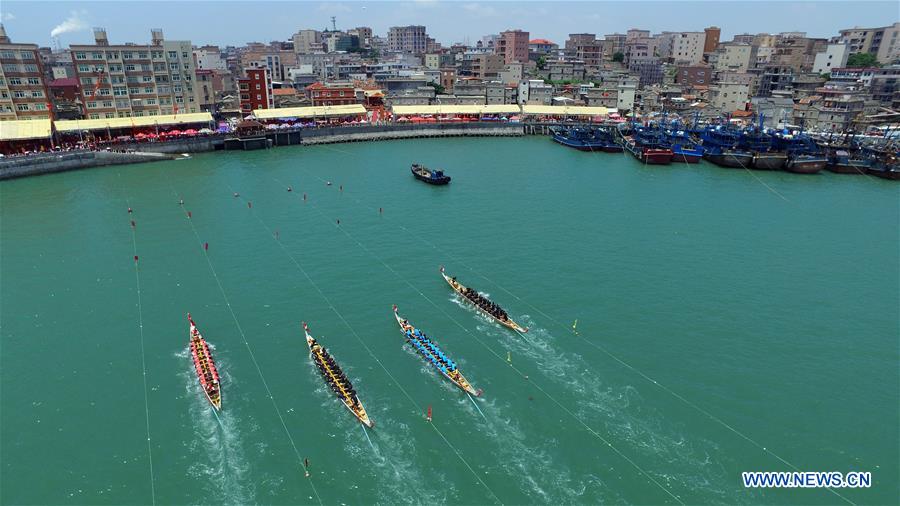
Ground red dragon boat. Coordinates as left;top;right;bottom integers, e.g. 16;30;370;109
188;313;222;411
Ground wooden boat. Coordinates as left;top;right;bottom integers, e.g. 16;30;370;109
188;313;222;411
303;323;374;428
440;266;527;333
411;164;451;185
392;305;481;397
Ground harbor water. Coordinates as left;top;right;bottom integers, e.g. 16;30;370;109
1;137;897;505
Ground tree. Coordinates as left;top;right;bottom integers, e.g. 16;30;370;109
846;52;880;68
536;56;547;70
612;52;624;63
427;82;446;95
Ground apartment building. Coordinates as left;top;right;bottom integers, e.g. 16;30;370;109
497;29;529;64
238;67;272;113
388;26;427;54
0;24;52;120
70;28;201;119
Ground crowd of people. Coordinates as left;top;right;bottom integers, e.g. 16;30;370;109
313;344;359;408
402;323;458;376
191;329;220;400
461;285;509;322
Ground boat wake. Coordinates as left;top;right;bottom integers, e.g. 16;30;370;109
305;361;447;504
176;348;255;505
447;297;741;502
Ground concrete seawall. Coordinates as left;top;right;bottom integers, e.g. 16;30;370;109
0;123;527;180
0;151;174;180
300;123;523;144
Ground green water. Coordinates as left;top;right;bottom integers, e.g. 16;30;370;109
1;137;898;505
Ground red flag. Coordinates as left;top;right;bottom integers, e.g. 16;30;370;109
173;103;179;116
204;242;208;251
134;255;139;262
187;211;192;218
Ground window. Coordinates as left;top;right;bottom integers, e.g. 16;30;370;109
172;74;180;82
111;76;125;84
257;94;262;100
78;64;91;72
80;77;93;85
106;51;119;59
27;77;40;85
0;50;15;59
34;103;46;110
142;76;153;82
168;51;177;59
16;104;29;111
184;75;191;82
144;87;153;94
255;84;260;90
109;64;123;72
141;64;151;71
105;112;116;118
75;52;87;60
183;63;190;70
114;86;127;96
129;87;140;94
13;91;26;98
175;96;184;103
146;98;156;105
125;64;136;72
182;52;188;59
152;51;163;59
169;63;178;70
32;90;44;98
123;52;133;59
173;85;182;93
99;89;111;96
91;52;103;60
138;51;148;59
2;64;18;73
102;100;113;108
116;99;129;108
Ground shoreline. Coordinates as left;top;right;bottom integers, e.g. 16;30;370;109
0;122;526;180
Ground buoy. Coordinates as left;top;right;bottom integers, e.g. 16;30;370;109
204;242;208;251
336;219;340;225
339;185;343;191
134;255;138;262
179;199;184;205
426;405;432;422
287;186;292;192
326;181;332;186
248;201;252;209
233;192;239;198
379;207;383;214
127;207;132;214
303;193;307;201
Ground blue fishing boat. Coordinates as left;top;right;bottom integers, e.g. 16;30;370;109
411;164;451;185
772;131;826;174
663;128;704;163
393;305;481;396
740;116;787;170
700;125;754;168
551;126;622;152
619;124;674;164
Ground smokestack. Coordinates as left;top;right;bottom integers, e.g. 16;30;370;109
0;24;10;44
151;29;164;46
93;27;109;46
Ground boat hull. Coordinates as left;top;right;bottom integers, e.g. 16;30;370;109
304;326;374;428
784;157;826;174
752;153;787;170
641;148;674;165
672;150;702;163
705;152;753;168
868;167;900;180
826;160;870;174
552;134;621;152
